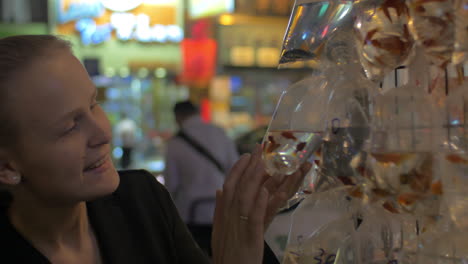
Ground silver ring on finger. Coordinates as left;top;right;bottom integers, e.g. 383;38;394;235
239;215;249;221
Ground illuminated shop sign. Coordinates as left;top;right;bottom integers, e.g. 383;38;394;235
57;1;104;24
101;0;143;12
56;0;183;45
189;0;234;19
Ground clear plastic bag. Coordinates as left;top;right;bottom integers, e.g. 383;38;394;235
338;205;406;264
439;84;468;230
278;0;357;69
262;74;330;178
407;0;456;67
452;0;468;65
417;231;468;264
262;66;371;210
350;53;443;217
283;187;362;264
353;0;415;82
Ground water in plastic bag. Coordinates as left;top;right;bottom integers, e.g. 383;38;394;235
415;161;468;264
279;0;357;68
452;0;468;65
354;0;415;82
440;153;468;229
314;66;372;195
417;231;468;264
443;83;468;153
407;0;455;68
262;66;372;211
283;187;362;264
338;205;406;264
350;54;443;217
438;83;468;229
262;74;330;178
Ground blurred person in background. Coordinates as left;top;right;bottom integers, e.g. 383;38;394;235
164;101;239;255
115;113;137;169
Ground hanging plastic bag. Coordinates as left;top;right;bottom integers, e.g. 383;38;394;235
407;0;455;68
262;66;372;210
417;230;468;264
350;205;405;264
452;0;468;65
354;0;415;82
439;83;468;230
278;0;357;69
262;73;330;178
351;52;443;217
282;187;362;264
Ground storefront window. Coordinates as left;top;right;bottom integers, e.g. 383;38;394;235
93;69;188;174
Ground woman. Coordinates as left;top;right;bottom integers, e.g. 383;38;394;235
0;35;311;264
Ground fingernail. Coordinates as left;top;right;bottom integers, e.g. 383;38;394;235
238;154;251;165
257;144;264;154
252;145;260;155
241;153;251;160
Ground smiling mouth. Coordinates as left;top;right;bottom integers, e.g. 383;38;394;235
84;156;108;171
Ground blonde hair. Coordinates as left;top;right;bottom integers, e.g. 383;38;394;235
0;35;72;148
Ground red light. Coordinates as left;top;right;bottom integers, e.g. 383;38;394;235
201;98;211;122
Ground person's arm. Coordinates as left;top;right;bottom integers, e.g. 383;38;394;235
146;173;211;264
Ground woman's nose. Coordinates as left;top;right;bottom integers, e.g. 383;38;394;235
87;115;112;148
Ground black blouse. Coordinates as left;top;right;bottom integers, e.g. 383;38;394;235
0;170;211;263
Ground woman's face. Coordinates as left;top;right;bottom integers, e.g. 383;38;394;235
5;50;120;205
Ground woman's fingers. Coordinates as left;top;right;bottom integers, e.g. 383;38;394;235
248;187;269;242
237;145;266;217
213;146;282;264
263;161;312;202
222;154;251;217
263;162;313;228
284;162;312;198
262;175;282;195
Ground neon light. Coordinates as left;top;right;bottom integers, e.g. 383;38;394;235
111;13;136;40
76;12;183;45
58;1;183;45
134;14;152;42
75;18;112;45
152;25;168;42
165;25;183;42
57;0;104;24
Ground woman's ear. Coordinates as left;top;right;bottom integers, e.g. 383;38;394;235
0;151;21;186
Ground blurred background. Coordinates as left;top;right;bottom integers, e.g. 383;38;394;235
0;0;313;175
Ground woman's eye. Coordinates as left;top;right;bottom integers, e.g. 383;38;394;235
63;123;78;135
90;101;101;110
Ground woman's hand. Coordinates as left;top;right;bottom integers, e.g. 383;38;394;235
212;145;312;264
